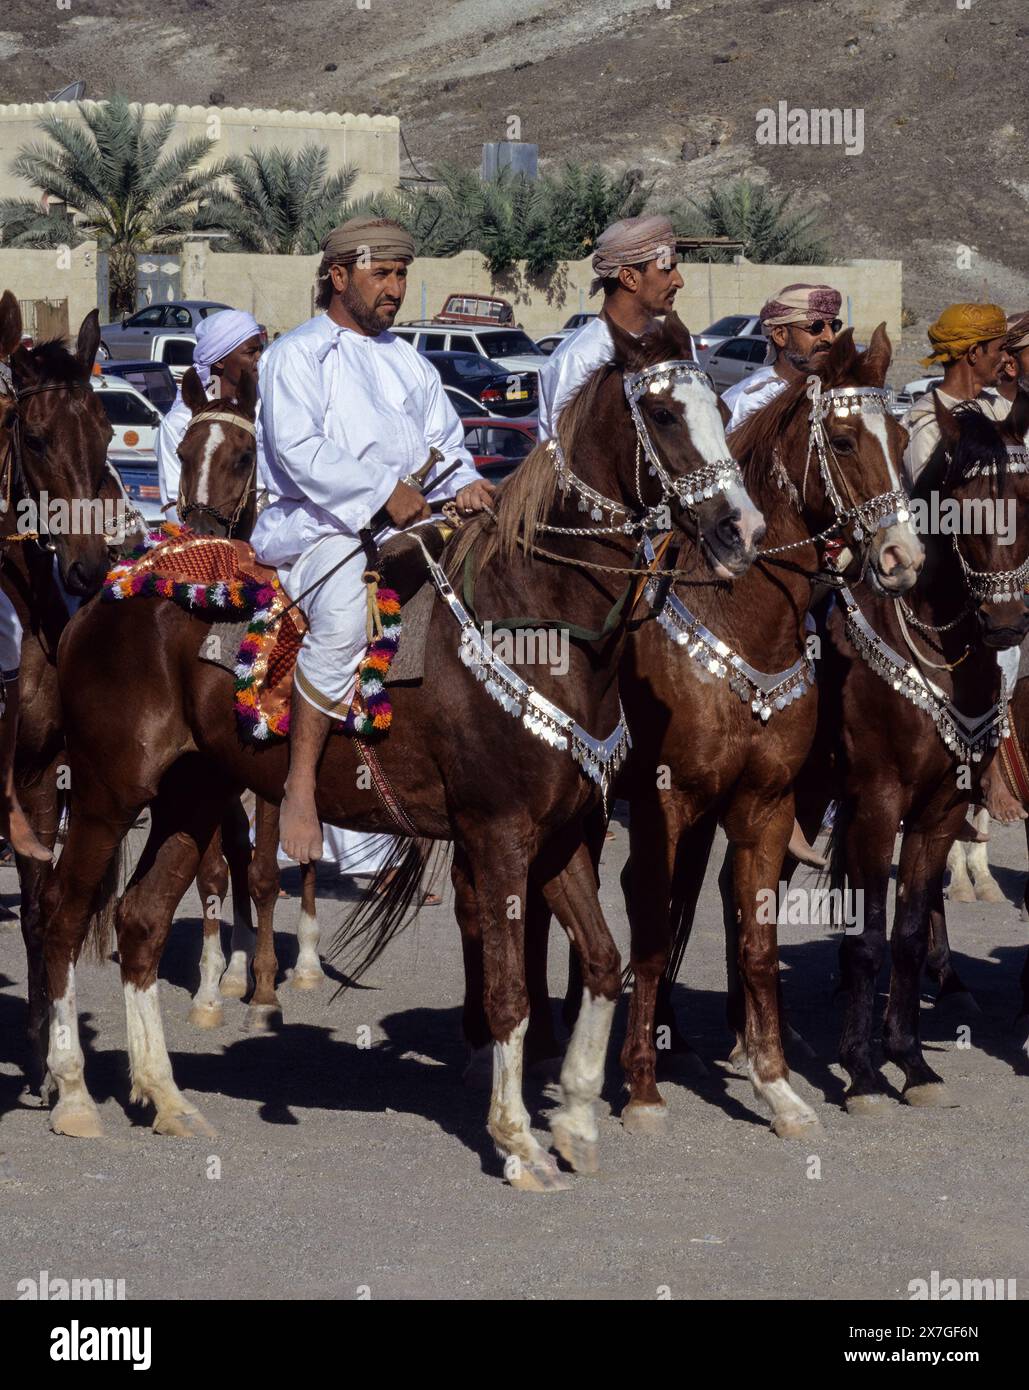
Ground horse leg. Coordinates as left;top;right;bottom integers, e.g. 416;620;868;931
620;795;684;1133
453;845;492;1089
656;810;716;1069
726;792;819;1138
42;807;136;1138
245;796;282;1030
457;819;568;1192
118;778;229;1136
539;837;621;1173
883;824;959;1107
945;838;975;903
291;860;325;989
189;827;229;1028
966;807;1005;903
16;755;64;1095
927;883;979;1011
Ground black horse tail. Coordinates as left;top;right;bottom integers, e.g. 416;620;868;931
83;836;129;964
329;836;447;991
821;798;851;932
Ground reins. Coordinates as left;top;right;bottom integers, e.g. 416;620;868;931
175;407;259;536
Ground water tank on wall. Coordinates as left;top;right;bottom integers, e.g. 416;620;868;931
481;142;539;181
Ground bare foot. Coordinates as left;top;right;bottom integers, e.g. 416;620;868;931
788;818;827;868
5;803;52;862
279;787;323;864
981;764;1027;826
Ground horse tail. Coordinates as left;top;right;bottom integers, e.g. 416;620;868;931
822;798;851;931
329;836;447;991
82;837;128;964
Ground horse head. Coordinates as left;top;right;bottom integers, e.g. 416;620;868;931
924;386;1029;650
595;311;765;577
733;323;923;595
175;365;259;538
4;298;114;597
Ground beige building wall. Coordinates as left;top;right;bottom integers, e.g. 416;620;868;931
0;101;399;206
0;240;99;336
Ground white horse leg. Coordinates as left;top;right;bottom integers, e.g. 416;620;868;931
219;911;253;998
489;1018;569;1192
967;807;1005;903
548;988;615;1174
48;965;103;1137
125;982;216;1137
189;920;226;1027
290;863;325;989
946;839;975;903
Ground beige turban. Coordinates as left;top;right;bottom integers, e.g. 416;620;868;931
1004;310;1029;353
590;215;677;293
320;216;415;265
920;302;1008;368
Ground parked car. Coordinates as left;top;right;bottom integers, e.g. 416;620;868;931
100;360;178;415
109;452;164;525
405;293;516;327
421;350;537;417
99;300;230;360
89;374;161;455
392;324;546;376
704;334;769;391
890;389;913;420
462;417;537;482
147;333;198;384
445;385;492;419
693;314;762;363
536;329;578;355
563;312;596;330
902;375;944;401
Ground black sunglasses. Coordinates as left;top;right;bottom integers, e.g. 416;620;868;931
798;318;843;335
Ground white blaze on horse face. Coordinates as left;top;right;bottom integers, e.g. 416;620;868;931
195;423;224;507
861;411;921;561
670;377;764;543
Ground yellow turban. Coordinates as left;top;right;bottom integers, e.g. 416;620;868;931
921;302;1007;368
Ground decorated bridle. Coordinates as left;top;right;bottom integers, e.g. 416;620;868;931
949;444;1029;605
545;357;746;540
0;368;96;550
175;407;259;536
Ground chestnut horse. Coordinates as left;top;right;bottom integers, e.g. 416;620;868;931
0;291;122;1093
41;314;763;1189
804;391;1029;1112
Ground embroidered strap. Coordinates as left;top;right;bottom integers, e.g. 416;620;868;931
997;718;1029;807
356;737;420;837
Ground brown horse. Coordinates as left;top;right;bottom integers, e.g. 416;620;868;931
803;391;1029;1111
41;314;763;1189
0;291;120;1092
615;327;923;1136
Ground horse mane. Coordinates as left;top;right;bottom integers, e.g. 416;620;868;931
19;337;88;385
445;314;693;580
912;399;1008;501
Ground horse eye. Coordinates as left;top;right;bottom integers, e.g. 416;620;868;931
830;435;854;453
651;407;676;427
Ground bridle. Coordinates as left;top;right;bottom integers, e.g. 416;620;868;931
175;408;258;536
0;371;94;553
544;357;746;541
948;444;1029;605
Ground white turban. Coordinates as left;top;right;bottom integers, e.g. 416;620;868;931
192;310;261;387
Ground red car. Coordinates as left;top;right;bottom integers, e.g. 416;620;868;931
462;417;537;482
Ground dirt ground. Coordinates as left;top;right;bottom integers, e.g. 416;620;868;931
2;816;1027;1301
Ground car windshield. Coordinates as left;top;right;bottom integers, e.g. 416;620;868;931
96;392;156;426
477;331;542;357
197;306;228;318
445;354;495;379
704;315;749;336
109;368;176;412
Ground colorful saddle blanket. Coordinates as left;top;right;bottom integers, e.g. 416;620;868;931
102;526;400;742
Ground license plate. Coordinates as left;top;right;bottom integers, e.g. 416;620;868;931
506;388;528;400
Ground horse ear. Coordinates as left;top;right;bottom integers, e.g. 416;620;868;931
861;322;892;386
234;364;257;418
821;326;857;383
605;314;640;368
716;394;730;428
0;290;23;359
663;311;695;359
181;367;208;413
1004;384;1029;444
932;389;961;447
75;308;101;373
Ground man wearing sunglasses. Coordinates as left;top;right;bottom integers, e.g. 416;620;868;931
723;282;843;432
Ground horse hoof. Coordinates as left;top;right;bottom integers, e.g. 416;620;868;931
845;1092;892;1118
506;1153;572;1193
621;1102;668;1136
218;972;248;1000
50;1100;103;1138
243;1003;282;1034
974;883;1006;905
462;1047;493;1092
188;1002;224;1029
153;1109;217;1138
946;884;975;904
771;1111;821;1139
903;1083;956;1109
935;990;981;1017
549;1121;599;1174
289;968;325;992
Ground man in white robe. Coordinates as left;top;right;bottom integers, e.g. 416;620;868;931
723;282;843;432
253;217;492;863
537;214;689;442
156;309;266;520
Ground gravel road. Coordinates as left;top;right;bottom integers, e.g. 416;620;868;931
2;818;1027;1301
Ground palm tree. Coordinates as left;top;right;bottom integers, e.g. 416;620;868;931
672;179;831;264
196;145;361;255
0;95;230;317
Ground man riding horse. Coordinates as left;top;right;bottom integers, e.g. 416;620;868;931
252;216;495;864
723;282;843;430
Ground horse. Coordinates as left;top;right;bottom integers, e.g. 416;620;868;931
0;290;123;1093
40;312;764;1190
808;389;1029;1112
614;327;923;1136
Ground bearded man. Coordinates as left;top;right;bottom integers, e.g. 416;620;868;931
723;282;843;432
538;214;688;440
994;311;1029;419
253;217;492;863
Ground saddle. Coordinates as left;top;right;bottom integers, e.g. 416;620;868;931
102;523;447;743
